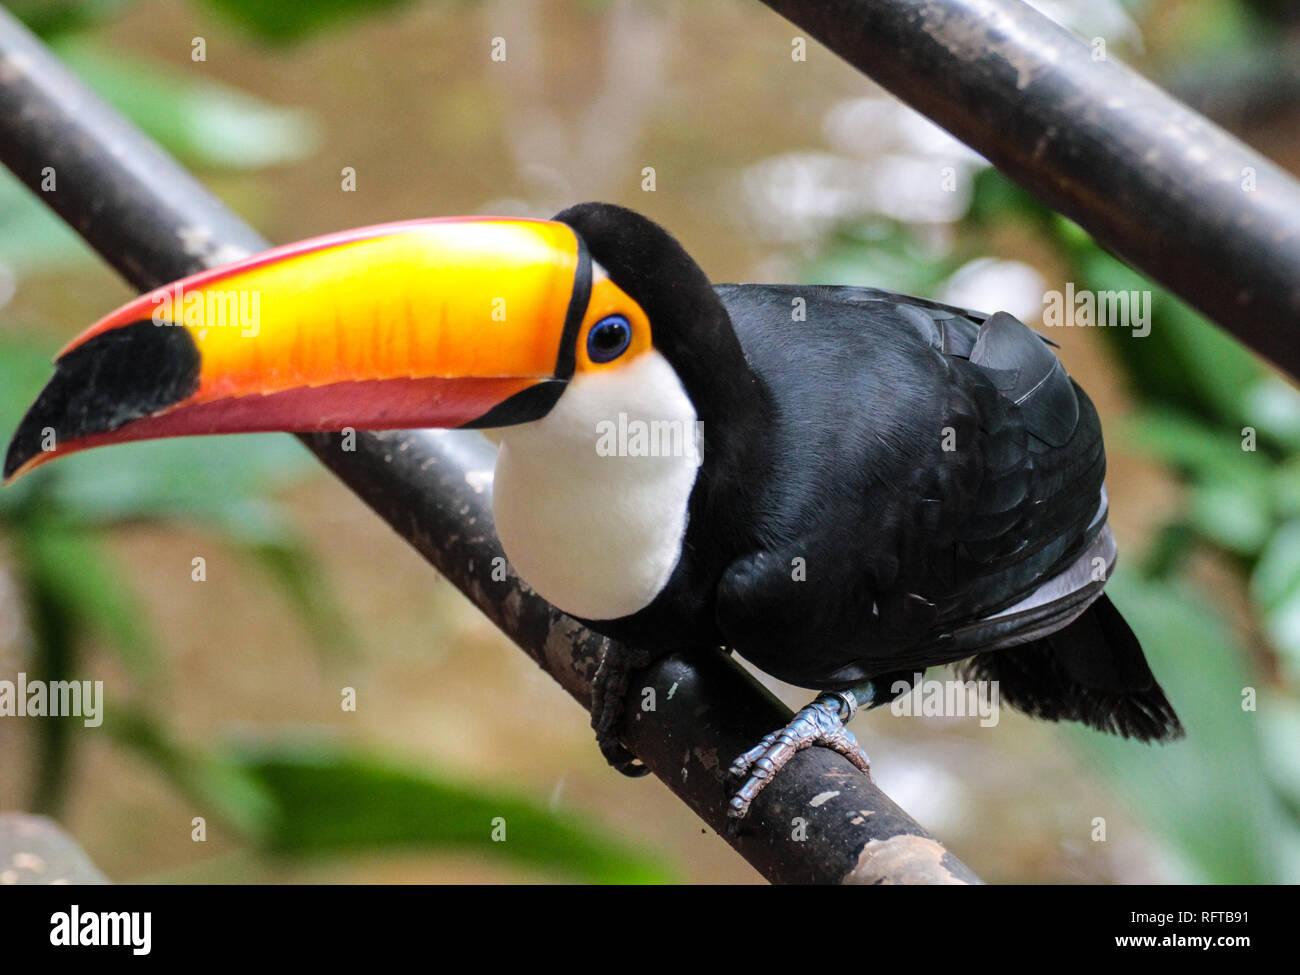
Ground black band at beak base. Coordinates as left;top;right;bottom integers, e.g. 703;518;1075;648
459;379;567;429
553;233;592;382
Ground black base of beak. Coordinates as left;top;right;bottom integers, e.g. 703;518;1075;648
459;380;567;430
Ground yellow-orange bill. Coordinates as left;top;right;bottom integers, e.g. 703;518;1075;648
5;217;591;482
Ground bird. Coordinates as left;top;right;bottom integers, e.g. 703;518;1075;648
4;201;1183;820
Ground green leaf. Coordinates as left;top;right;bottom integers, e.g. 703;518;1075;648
53;40;319;169
108;706;277;840
1072;571;1293;883
1187;478;1273;556
1123;408;1263;478
198;0;422;44
1122;409;1274;554
1158;0;1259;54
1070;242;1265;425
1123;408;1273;489
237;536;355;657
231;741;676;884
1261;695;1300;819
13;515;159;677
965;168;1053;230
7;0;135;39
1251;520;1300;674
802;220;960;297
1120;408;1300;557
1252;520;1300;610
1272;456;1300;520
111;722;675;882
18;547;79;814
1242;376;1300;453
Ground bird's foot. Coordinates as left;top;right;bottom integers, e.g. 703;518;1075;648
591;640;652;778
727;691;871;822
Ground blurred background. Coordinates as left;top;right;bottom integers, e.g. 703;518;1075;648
1;0;1299;884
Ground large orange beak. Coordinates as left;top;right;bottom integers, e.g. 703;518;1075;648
4;217;592;482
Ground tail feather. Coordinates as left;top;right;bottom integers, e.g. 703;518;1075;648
960;594;1183;742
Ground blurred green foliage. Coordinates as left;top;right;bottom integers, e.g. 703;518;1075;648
198;0;422;44
1092;572;1289;883
5;0;1297;884
57;41;320;168
111;710;671;883
7;0;423;44
0;0;674;884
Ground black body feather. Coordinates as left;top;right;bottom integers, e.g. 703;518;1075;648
554;203;1181;742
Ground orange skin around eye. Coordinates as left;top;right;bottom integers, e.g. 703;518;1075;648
573;276;653;373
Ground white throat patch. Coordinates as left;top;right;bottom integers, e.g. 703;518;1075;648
493;349;700;620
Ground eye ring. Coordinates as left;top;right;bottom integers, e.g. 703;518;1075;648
586;315;632;364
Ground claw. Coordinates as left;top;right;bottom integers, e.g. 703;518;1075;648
591;640;653;777
727;693;872;821
727;730;780;778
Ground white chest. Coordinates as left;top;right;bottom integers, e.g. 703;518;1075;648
492;351;700;620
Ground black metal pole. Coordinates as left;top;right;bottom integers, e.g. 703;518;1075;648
0;6;979;885
763;0;1300;378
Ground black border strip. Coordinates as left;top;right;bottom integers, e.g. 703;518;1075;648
553;230;591;381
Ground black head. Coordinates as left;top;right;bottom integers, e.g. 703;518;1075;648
553;202;763;429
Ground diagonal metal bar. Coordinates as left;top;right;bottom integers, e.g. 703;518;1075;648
762;0;1300;378
0;6;979;884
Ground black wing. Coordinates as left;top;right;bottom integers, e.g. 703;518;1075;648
711;284;1107;686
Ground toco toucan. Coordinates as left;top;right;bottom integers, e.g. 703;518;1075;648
4;203;1182;819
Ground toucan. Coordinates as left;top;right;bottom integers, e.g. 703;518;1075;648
5;202;1182;819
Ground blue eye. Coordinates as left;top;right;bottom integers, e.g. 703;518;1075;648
586;315;632;363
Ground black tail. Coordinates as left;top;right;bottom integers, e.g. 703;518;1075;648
959;594;1183;741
